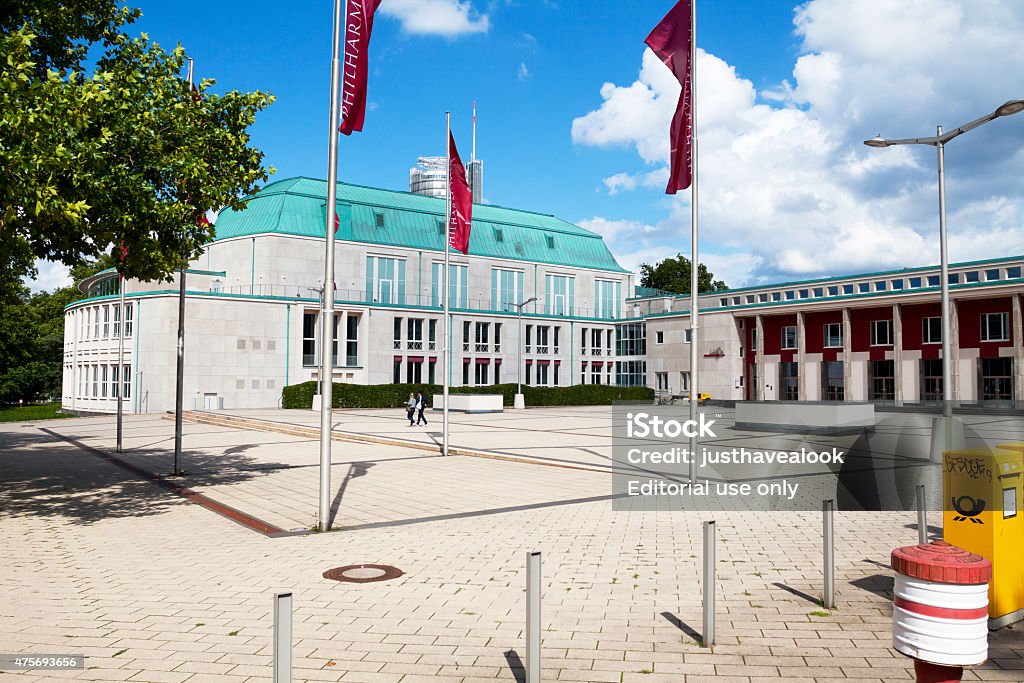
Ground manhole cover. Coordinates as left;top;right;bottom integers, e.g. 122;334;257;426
323;564;403;583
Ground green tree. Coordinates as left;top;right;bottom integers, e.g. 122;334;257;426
639;254;728;295
0;257;111;404
1;1;275;285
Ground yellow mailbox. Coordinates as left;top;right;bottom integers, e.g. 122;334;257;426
943;446;1024;629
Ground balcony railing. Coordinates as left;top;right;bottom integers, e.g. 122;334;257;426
407;340;423;350
536;345;549;355
475;343;489;352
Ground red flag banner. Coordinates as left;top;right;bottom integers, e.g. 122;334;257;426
645;0;693;194
448;131;472;255
339;0;382;136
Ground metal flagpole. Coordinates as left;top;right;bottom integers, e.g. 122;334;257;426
172;57;194;477
319;0;344;532
116;275;125;452
688;2;699;483
443;112;451;457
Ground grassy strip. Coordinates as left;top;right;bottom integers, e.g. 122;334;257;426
0;402;73;423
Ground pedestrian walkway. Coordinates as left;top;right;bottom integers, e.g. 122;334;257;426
1;412;1022;681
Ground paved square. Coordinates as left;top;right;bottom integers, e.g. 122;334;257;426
2;407;1022;681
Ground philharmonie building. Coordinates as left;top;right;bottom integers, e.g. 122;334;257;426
61;175;1024;414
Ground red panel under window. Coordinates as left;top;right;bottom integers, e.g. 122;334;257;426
463;358;471;364
408;356;424;363
393;355;402;362
429;357;438;364
538;360;550;366
477;358;490;364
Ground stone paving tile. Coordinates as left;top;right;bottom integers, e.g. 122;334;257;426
2;412;1023;682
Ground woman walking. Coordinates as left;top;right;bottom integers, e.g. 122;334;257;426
415;392;428;426
406;392;417;426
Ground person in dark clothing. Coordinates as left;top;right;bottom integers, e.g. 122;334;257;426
406;393;417;426
416;392;428;426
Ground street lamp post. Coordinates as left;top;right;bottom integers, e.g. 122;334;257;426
864;100;1024;458
507;297;538;409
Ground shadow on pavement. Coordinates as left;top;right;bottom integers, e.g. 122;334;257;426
503;649;525;683
0;428;292;526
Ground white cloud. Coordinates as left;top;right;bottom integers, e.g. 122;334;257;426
571;0;1024;283
517;62;529;81
381;0;489;37
24;259;72;293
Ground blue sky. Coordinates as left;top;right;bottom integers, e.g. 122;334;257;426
28;0;1024;290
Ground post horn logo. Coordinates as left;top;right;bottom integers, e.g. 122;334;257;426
952;495;985;523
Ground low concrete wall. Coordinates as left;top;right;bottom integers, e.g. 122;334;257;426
432;394;504;414
736;401;875;435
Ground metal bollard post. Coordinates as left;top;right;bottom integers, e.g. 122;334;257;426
703;520;715;647
526;551;541;683
823;500;835;610
273;592;292;683
916;484;927;545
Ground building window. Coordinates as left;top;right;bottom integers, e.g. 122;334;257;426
747;295;755;304
124;304;133;337
783;291;794;301
552;326;559;354
781;326;797;350
1008;267;1022;279
750;328;757;350
656;331;664;344
110;365;118;398
581;327;588;354
122;364;131;399
875;281;887;292
858;283;870;293
681;371;690;392
463;320;471;352
813;288;823;297
981;312;1009;342
394;317;403;350
113;304;121;338
591;364;601;385
759;293;768;302
366;255;406;305
948;273;960;285
842;284;853;295
979;358;1012;402
525;362;531;385
590;328;602;355
462;361;470;386
475;322;489;352
824;323;843;348
302;312;317;366
720;297;729;306
374;211;385;228
492;268;525;312
892;279;904;290
822;361;844;400
919;359;942;402
656;372;669;392
100;365;108;398
870;319;894;346
346;315;359;366
685;329;692;343
406;358;423;383
93;307;100;338
616;360;646;387
432;262;468;308
923;317;942;344
732;297;740;305
428;319;437;351
869;360;895;402
494;227;504;243
779;362;798;401
964;271;979;283
545;274;575;316
536;362;548;386
595;279;621;320
536;325;549;354
428;360;436;384
772;292;781;301
909;277;922;288
545;234;555;249
616;323;646;356
927;275;940;287
407;318;424;350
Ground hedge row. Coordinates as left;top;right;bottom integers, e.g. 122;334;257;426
281;381;654;409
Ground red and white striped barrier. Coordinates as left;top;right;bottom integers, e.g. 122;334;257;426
891;542;991;682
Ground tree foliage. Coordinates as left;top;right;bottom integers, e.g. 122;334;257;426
1;1;275;284
639;254;728;295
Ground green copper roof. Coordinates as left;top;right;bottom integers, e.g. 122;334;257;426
213;177;628;273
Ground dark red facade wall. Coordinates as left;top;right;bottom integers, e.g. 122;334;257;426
958;297;1013;358
849;306;893;353
761;314;797;360
804;311;842;359
902;302;943;359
